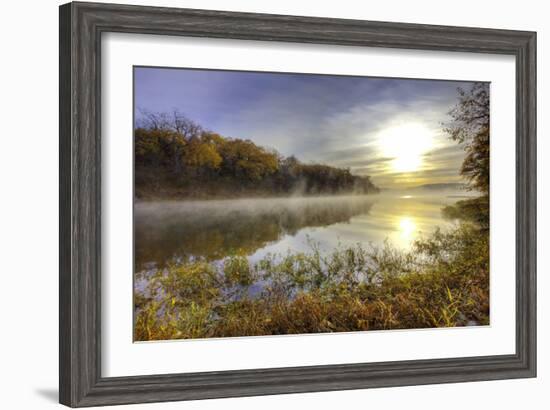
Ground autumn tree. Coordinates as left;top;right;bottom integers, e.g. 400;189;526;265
219;139;279;181
137;110;202;174
183;135;222;175
445;83;490;194
135;127;164;166
443;83;490;229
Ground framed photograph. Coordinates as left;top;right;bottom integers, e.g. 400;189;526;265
59;2;536;407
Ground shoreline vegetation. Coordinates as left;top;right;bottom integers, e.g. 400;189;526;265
135;111;379;200
134;83;490;341
135;223;489;341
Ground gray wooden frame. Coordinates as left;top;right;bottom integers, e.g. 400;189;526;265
59;1;536;407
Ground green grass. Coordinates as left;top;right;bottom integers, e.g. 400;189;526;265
134;222;489;341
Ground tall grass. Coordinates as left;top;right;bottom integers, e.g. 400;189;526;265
134;222;489;341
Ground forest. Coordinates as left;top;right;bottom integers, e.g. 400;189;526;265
135;111;379;199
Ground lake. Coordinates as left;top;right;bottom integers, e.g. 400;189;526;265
134;191;471;276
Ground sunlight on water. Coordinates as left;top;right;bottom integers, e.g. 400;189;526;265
397;216;417;247
134;190;473;273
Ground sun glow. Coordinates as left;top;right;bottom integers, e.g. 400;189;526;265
377;123;434;173
398;216;417;244
399;216;416;239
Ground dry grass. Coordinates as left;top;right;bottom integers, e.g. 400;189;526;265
134;223;489;341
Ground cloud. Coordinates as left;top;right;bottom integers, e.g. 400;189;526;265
135;67;475;188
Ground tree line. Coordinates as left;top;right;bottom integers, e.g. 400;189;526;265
135;111;379;199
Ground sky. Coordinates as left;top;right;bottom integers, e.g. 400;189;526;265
134;66;477;189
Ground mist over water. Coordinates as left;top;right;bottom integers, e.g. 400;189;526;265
134;189;473;275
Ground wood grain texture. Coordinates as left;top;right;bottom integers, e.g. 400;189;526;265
59;1;537;407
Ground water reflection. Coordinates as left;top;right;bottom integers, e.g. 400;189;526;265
135;196;374;272
398;216;417;246
135;192;467;274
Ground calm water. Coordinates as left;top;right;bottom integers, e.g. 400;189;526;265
135;191;471;275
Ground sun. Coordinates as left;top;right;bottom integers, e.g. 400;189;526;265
377;123;434;173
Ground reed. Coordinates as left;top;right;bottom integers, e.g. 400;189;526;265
134;222;489;341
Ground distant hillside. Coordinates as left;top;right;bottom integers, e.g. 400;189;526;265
412;183;467;191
